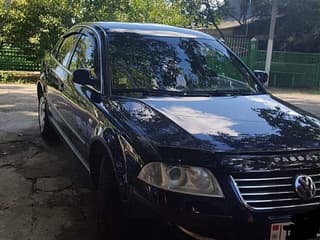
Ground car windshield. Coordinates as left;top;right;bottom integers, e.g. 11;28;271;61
109;33;264;96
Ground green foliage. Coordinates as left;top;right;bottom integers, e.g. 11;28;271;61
2;0;73;60
123;0;187;26
0;71;39;83
0;71;11;83
178;0;226;28
225;0;320;52
179;0;203;26
73;0;188;26
2;0;319;64
0;0;189;62
276;0;320;52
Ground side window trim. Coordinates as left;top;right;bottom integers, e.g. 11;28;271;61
67;31;87;71
52;38;63;58
53;32;81;74
77;27;103;94
81;26;103;94
64;35;81;71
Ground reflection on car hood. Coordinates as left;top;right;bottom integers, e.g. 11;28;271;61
111;94;320;154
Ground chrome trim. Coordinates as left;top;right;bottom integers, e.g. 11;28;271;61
248;202;320;210
246;198;301;203
233;176;292;181
230;174;320;211
238;184;292;189
230;176;251;209
49;115;90;172
310;174;320;178
241;191;295;196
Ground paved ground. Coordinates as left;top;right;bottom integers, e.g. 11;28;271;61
0;84;320;240
0;84;175;240
0;84;98;240
270;88;320;117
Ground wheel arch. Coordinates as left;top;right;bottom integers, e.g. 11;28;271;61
88;135;127;195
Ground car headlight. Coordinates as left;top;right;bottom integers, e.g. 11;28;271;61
137;162;224;197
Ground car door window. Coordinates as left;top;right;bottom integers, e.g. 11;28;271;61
69;32;100;90
52;38;63;57
56;34;79;67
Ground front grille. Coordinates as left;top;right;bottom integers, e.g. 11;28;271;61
232;172;320;210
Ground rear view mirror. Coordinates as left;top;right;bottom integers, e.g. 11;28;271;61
254;70;268;85
73;68;96;86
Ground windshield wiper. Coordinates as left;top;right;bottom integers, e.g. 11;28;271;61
205;89;256;96
180;89;256;96
113;88;212;97
113;88;256;97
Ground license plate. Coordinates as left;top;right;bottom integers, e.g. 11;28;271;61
270;222;292;240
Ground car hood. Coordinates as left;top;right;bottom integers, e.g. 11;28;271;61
110;94;320;154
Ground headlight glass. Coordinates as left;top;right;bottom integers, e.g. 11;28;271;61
138;162;224;197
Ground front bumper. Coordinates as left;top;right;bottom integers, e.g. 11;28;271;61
129;180;319;240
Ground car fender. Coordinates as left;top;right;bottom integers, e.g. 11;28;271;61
89;132;129;197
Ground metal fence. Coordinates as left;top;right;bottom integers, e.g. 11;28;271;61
224;35;250;59
0;45;40;71
255;51;320;88
1;39;320;89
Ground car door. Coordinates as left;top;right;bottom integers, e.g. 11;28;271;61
62;28;101;160
46;32;81;133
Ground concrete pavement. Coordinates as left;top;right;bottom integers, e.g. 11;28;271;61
0;84;319;240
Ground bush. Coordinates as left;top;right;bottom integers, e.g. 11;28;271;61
0;71;39;83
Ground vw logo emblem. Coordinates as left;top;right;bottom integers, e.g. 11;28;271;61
294;175;317;200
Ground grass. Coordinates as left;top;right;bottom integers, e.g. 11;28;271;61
0;71;39;84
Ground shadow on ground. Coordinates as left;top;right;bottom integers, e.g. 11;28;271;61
0;84;176;240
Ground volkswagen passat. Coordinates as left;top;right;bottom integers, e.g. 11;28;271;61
37;22;320;240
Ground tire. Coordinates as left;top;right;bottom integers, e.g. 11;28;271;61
97;154;125;240
38;95;58;142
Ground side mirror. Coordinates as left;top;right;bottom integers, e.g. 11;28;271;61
73;68;96;86
254;70;268;85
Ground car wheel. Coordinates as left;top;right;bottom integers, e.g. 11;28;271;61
38;95;58;141
97;154;124;240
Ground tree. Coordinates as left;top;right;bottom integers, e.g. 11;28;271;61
275;0;320;52
178;0;203;26
202;0;227;39
1;0;189;61
0;0;12;45
223;0;320;52
177;0;229;39
121;0;188;26
3;0;74;59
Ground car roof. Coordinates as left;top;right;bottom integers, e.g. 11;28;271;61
82;22;215;40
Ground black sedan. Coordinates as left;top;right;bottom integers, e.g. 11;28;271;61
37;22;320;240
